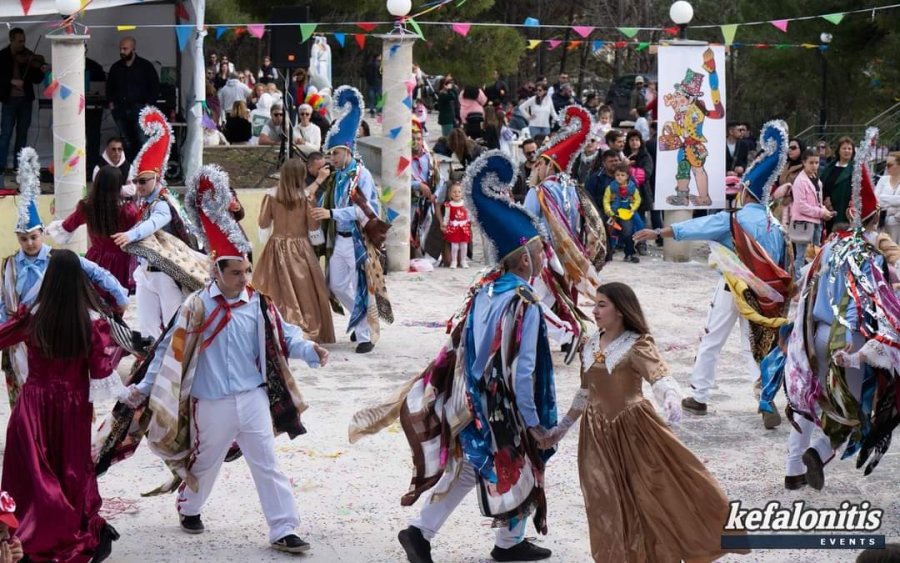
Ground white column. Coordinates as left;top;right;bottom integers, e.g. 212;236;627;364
183;0;207;183
380;34;416;272
50;34;88;253
663;209;693;263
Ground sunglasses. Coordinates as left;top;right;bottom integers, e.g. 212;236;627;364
271;113;284;117
817;145;827;149
789;145;800;150
524;150;536;157
136;176;156;185
299;112;311;116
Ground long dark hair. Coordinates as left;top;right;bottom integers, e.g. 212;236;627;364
787;137;807;166
29;249;103;358
85;166;125;237
597;282;650;335
624;129;645;157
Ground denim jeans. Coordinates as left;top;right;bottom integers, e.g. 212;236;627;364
0;97;34;171
619;218;636;257
113;105;147;163
793;224;822;278
529;125;550;138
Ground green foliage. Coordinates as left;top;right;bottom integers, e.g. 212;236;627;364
415;26;524;85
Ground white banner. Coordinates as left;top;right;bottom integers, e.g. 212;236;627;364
654;45;727;210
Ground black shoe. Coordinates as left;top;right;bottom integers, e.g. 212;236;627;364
637;241;649;256
627;255;640;263
398;526;433;563
803;448;825;491
655;236;664;247
784;474;807;490
350;331;357;342
224;441;243;462
491;539;552;561
180;514;205;534
271;534;311;553
356;342;375;354
91;523;120;563
682;397;707;415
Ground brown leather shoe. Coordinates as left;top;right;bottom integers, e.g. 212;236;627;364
682;396;707;415
784;474;807;490
760;403;782;429
803;448;825;490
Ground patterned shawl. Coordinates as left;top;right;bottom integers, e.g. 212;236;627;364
1;256;27;407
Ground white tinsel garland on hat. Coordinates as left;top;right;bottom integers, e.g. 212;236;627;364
16;147;41;230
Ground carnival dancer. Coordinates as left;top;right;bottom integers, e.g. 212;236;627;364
311;86;392;353
350;151;576;563
524;105;604;358
547;282;748;562
783;128;900;490
0;249;124;563
120;167;329;553
111;107;206;341
2;148;128;407
635;120;792;428
410;123;443;261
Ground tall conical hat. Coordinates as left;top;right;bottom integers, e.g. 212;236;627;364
538;105;593;174
131;106;172;178
323;86;364;154
15;147;42;233
185;164;251;262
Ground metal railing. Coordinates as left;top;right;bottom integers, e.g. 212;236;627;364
795;102;900;156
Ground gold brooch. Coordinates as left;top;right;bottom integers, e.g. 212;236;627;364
593;349;606;364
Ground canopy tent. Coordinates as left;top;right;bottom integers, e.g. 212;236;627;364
1;0;205;184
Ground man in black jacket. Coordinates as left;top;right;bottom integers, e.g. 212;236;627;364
106;37;159;161
725;122;749;175
0;28;46;187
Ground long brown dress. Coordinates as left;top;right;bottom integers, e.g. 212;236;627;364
578;331;747;563
253;192;335;343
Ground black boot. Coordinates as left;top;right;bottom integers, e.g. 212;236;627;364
91;523;120;563
491;539;551;561
803;448;825;490
398;526;433;563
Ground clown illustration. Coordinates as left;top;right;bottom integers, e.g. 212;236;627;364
659;48;724;207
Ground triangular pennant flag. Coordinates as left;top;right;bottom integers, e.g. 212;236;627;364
235;26;246;37
402;95;413;110
407;18;425;39
216;26;227;39
775;44;790;49
720;24;738;45
380;185;394;203
770;19;788;33
822;13;844;25
547;39;562;50
389;44;401;58
801;43;817;49
300;23;317;42
59;84;72;100
334;32;345;47
117;25;136;32
63;142;76;161
635;42;649;51
405;78;416;95
396;156;410;175
592;40;604;52
572;25;594;38
175;25;192;52
175;2;190;21
613;41;627;49
662;26;680;36
357;22;377;32
451;23;471;37
388;126;402;139
43;79;59;97
355;34;366;49
247;24;265;39
386;207;400;223
523;17;539;27
78;94;85;114
527;39;542;50
618;27;639;39
21;0;34;16
567;41;582;51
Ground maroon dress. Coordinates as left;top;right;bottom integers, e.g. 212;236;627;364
61;201;140;294
0;313;117;562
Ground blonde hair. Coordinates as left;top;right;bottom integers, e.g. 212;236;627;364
231;100;249;120
275;158;308;210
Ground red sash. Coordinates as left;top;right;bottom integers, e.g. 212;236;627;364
730;215;792;318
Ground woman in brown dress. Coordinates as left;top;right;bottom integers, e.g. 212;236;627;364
253;159;335;343
567;282;747;562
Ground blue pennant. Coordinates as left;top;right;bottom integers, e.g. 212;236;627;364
176;25;193;52
386;207;400;223
402;95;413;110
334;32;346;47
388;126;402;139
216;26;227;39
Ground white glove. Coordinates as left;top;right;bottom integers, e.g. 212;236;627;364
119;384;146;409
663;392;682;427
539;415;576;448
832;349;861;369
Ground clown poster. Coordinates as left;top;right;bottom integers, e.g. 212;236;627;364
654;45;727;210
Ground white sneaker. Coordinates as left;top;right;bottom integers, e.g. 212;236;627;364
460;261;469;268
450;264;458;269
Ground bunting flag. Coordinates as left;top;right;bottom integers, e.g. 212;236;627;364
380;185;394;203
572;25;594;38
235;26;246;37
389;44;401;58
567;41;582;50
62;142;76;162
59;84;72;100
402;95;413;110
523;17;540;27
618;27;639;39
334;32;345;47
405;78;416;95
216;26;227;39
247;24;265;39
451;23;471;37
300;23;317;42
21;0;34;16
396;156;410;175
527;39;541;50
43;79;60;97
387;126;402;139
357;22;377;32
721;24;738;45
592;40;604;51
770;19;789;32
547;39;562;50
175;25;192;51
355;34;366;49
175;2;190;21
662;26;680;36
407;17;425;39
822;13;844;25
386;207;400;223
78;94;85;114
635;41;649;51
117;25;136;32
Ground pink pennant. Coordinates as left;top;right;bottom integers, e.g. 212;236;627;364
78;94;85;114
572;25;594;38
770;19;789;32
451;23;471;37
247;24;265;39
405;78;416;95
547;39;562;50
396;156;410;175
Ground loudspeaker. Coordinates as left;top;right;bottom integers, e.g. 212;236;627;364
270;6;311;68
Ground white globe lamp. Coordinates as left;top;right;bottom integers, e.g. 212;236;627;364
56;0;82;16
387;0;412;18
670;1;694;39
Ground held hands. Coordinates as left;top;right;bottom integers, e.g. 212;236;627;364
111;232;131;249
313;343;329;367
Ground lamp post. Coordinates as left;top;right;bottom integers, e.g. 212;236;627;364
819;32;832;135
670;1;694;40
380;0;416;272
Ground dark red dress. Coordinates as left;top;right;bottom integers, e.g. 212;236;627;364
442;201;472;244
61;201;140;293
0;313;117;562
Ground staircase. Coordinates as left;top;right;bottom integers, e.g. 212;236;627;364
796;101;900;163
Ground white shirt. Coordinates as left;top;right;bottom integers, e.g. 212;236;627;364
875;174;900;224
296;122;321;150
218;79;252;116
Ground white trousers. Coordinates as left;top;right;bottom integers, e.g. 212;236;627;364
177;387;299;543
533;276;574;345
410;460;528;549
135;266;184;340
689;277;759;404
785;323;864;476
328;235;371;343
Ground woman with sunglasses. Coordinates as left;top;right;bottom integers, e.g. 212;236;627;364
875;151;900;243
771;137;806;226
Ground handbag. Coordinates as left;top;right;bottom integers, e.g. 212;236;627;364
788;220;815;243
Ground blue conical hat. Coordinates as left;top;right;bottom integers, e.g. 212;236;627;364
15;147;42;233
466;150;542;263
323;86;364;154
741;120;788;204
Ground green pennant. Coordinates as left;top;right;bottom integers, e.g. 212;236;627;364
63;142;76;161
720;24;738;45
822;13;844;25
635;42;649;51
617;27;639;39
775;44;790;49
407;17;425;39
300;23;317;42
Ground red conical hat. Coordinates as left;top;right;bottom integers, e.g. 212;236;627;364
132;106;172;177
185;165;251;262
538;105;592;174
860;165;878;221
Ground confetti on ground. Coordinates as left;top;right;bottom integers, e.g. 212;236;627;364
401;320;446;328
99;497;141;519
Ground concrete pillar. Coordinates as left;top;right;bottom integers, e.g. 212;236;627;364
50;33;88;253
663;210;693;262
379;34;416;272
